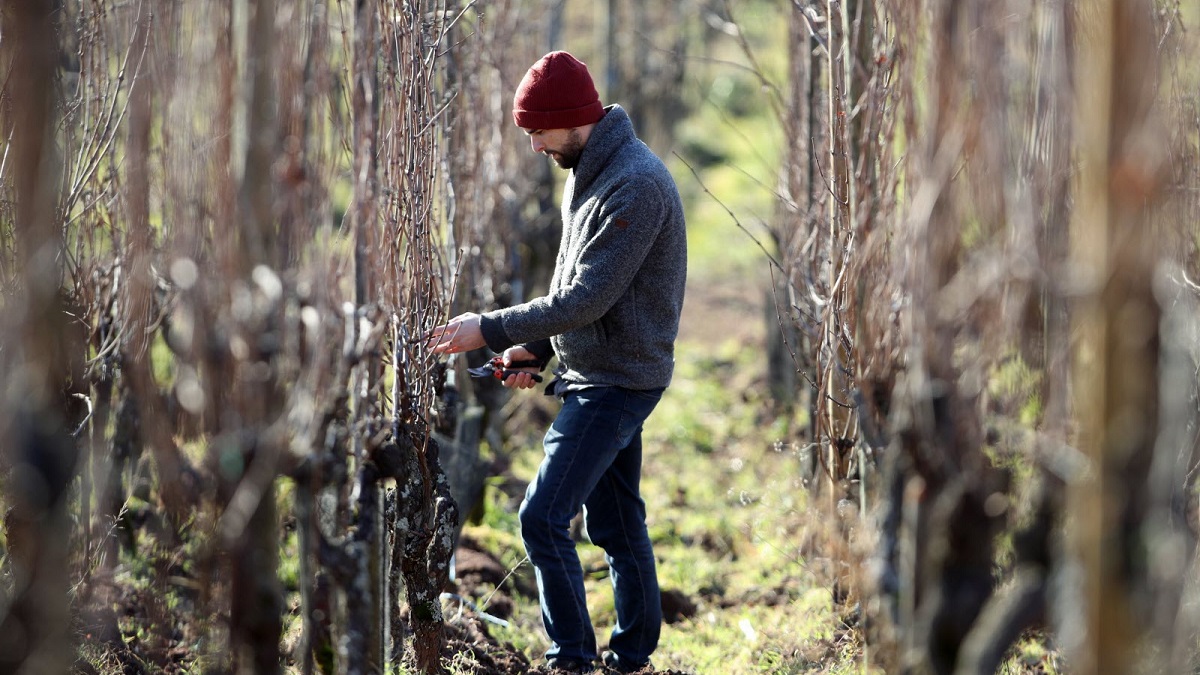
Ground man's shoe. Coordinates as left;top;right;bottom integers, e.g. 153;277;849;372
544;656;596;673
600;650;650;673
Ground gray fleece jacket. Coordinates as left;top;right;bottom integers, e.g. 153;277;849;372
479;105;687;391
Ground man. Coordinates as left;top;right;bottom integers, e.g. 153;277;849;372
426;50;687;673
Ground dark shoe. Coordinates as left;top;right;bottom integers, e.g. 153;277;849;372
544;656;596;673
600;650;650;673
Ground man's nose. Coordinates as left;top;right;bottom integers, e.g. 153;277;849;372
530;137;544;153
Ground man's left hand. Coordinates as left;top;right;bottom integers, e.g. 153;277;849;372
426;313;486;355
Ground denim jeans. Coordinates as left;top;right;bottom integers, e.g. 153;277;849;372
518;385;665;665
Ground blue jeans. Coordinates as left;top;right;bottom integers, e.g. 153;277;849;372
518;386;664;665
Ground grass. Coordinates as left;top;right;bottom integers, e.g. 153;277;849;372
458;324;869;674
458;326;1061;674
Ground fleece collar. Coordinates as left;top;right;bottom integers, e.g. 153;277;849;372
571;104;635;196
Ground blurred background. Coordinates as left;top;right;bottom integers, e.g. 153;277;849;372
1;1;1198;673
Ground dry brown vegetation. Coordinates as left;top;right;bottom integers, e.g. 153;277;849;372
1;1;1199;674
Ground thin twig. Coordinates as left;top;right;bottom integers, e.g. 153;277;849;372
768;265;818;391
673;152;784;273
812;136;850;207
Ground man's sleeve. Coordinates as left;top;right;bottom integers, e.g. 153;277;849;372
479;314;515;353
521;339;554;368
481;177;667;346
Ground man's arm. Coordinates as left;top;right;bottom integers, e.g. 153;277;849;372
479;178;667;351
519;338;554;366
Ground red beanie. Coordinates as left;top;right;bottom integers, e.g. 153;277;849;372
512;51;605;130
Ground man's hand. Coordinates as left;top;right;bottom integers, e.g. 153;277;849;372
499;345;541;390
426;313;485;355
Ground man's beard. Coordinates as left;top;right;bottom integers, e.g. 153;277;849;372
547;130;585;169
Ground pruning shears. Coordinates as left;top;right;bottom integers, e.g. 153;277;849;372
467;356;544;383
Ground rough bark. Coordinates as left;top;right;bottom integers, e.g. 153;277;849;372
1069;1;1163;670
396;431;460;674
0;2;81;672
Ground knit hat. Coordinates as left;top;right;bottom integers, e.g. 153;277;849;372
512;51;605;130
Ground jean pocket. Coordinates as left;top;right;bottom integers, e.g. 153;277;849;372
617;388;662;436
626;387;664;405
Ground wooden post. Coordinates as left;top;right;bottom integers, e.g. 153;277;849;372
1070;1;1160;672
0;1;80;672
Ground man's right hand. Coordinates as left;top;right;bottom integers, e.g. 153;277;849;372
500;346;542;390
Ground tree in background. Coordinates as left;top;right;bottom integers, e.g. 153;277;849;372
762;0;1200;672
0;1;85;672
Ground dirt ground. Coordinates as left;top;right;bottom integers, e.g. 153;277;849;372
677;270;769;347
442;537;694;674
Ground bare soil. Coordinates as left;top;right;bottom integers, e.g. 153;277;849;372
444;537;695;674
678;271;769;346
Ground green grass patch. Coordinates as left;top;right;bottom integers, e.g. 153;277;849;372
467;324;868;673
